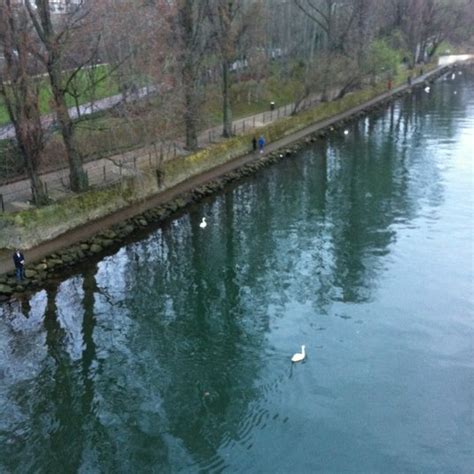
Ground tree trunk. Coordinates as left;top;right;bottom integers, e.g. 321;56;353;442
184;90;198;149
222;61;232;138
9;108;47;205
27;0;88;192
26;155;48;205
183;62;198;150
2;99;48;206
321;55;332;102
14;127;48;205
177;0;205;151
49;67;88;192
0;1;48;206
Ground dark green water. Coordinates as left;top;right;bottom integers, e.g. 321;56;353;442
1;69;473;473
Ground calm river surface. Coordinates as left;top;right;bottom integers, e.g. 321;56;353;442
1;69;473;473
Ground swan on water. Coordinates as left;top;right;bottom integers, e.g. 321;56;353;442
424;86;430;93
199;217;207;229
291;345;306;363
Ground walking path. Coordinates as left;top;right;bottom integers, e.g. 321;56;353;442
0;88;319;211
0;84;157;141
0;65;452;274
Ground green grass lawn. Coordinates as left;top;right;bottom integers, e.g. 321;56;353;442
202;75;303;127
0;64;120;126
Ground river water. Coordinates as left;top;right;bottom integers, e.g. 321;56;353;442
1;69;473;473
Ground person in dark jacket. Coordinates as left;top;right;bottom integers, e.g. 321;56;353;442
13;249;25;281
252;136;257;152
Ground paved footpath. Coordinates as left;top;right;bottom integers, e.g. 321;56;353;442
0;66;448;273
0;85;158;141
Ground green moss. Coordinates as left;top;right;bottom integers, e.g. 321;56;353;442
0;181;129;237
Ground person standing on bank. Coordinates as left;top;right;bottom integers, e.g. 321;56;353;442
252;136;257;152
258;135;266;154
13;249;25;281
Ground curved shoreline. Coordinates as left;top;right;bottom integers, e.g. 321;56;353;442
0;65;455;298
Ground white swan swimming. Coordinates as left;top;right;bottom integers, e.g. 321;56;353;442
199;217;207;229
291;345;306;363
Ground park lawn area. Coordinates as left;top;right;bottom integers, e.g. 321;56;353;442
0;64;120;126
75;75;301;158
0;104;10;125
202;75;302;127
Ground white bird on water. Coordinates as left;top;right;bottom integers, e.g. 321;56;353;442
199;217;207;229
344;129;349;135
424;86;430;93
291;345;306;363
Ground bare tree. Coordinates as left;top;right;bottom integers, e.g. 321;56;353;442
421;0;473;61
208;0;260;138
295;0;399;101
0;1;48;205
294;0;358;99
25;0;93;192
173;0;210;150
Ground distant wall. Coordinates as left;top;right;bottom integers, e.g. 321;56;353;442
438;54;474;66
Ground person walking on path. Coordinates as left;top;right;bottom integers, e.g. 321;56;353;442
13;249;25;281
258;135;266;154
252;136;257;152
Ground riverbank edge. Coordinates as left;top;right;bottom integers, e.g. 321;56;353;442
0;64;454;298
